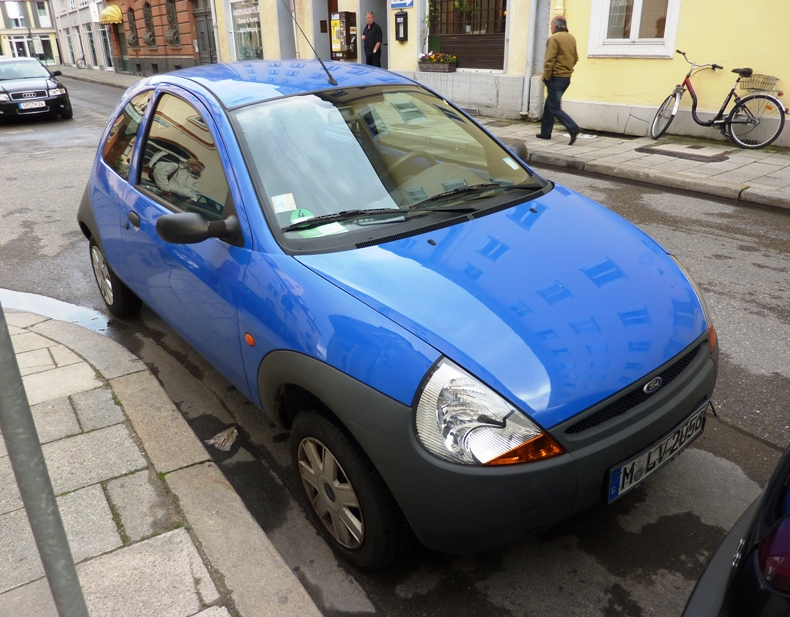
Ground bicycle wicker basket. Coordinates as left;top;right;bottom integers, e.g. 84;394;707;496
739;74;779;91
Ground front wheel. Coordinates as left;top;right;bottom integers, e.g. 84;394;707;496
290;410;412;569
728;94;786;149
75;57;86;69
650;93;678;139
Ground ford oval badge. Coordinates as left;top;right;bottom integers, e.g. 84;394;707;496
643;377;663;394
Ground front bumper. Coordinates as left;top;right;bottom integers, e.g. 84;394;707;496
350;334;717;553
0;94;70;117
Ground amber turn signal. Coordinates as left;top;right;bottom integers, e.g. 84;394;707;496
245;333;255;346
485;433;564;466
708;325;716;354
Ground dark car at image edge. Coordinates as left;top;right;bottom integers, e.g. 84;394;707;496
0;57;72;120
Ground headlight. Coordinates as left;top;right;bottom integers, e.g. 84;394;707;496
415;359;563;466
49;88;66;96
0;93;9;102
672;255;716;353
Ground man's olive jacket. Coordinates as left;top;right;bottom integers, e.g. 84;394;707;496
543;31;578;81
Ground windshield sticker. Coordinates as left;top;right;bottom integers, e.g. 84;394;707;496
290;208;313;223
272;193;297;214
299;222;348;238
441;179;468;192
503;157;520;170
403;186;428;203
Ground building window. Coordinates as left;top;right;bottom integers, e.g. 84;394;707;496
127;8;140;48
164;0;181;46
68;0;76;12
142;2;156;47
36;1;52;27
428;0;506;69
588;0;681;57
100;27;114;68
6;1;26;28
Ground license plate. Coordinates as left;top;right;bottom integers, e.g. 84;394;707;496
608;401;709;503
19;100;46;109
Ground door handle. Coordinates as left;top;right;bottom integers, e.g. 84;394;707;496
127;211;141;228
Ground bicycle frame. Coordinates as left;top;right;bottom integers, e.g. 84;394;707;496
675;67;741;127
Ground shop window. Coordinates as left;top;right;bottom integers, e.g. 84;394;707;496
588;0;681;57
428;0;506;69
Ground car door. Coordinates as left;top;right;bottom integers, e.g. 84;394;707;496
122;88;252;394
92;90;154;284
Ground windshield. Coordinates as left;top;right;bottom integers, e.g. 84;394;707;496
233;86;543;245
0;60;51;80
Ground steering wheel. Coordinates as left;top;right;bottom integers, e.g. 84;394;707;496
389;150;437;177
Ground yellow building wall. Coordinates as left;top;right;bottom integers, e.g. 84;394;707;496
215;1;231;61
565;0;789;113
504;0;529;75
293;0;316;59
261;0;283;58
388;7;418;71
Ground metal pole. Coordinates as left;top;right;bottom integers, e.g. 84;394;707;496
0;303;89;617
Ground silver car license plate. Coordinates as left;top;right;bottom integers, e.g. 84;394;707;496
19;100;46;109
607;401;709;503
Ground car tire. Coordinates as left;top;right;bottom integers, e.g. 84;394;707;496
89;238;142;317
290;410;412;569
61;105;74;120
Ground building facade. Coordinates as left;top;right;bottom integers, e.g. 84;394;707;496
0;0;60;64
231;0;789;146
49;0;119;70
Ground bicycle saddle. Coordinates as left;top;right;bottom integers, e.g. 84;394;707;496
732;68;753;77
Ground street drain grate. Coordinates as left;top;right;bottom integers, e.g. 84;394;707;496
635;143;737;162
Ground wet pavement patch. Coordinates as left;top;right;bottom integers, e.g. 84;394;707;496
635;143;737;162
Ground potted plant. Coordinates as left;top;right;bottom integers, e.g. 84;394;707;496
418;51;458;72
453;0;477;32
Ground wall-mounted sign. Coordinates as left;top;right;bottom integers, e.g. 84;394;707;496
390;0;414;8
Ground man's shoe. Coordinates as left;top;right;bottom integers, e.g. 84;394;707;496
569;128;580;145
535;134;551;140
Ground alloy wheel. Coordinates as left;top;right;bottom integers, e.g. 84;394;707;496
90;245;114;306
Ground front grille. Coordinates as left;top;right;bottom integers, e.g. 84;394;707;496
565;344;702;434
11;90;46;100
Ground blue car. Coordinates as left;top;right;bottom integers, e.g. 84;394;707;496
78;60;718;569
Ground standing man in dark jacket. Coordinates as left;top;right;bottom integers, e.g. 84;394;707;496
537;15;580;144
362;11;383;67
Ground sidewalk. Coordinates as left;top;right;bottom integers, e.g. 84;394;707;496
0;309;322;617
53;63;790;210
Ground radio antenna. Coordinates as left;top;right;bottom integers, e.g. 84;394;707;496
278;0;338;86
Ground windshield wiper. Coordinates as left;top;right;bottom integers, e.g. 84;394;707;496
281;208;406;232
409;183;539;210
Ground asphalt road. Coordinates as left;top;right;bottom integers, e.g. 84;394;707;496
1;78;789;617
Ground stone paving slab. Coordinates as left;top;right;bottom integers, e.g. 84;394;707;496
111;371;210;474
42;423;147;495
22;362;102;407
0;484;121;593
107;469;177;542
72;386;125;431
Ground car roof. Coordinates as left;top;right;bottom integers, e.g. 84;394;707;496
0;57;40;63
146;60;418;110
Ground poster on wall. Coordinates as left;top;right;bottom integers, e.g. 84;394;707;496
231;0;263;60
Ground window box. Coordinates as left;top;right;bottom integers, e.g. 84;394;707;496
418;62;457;72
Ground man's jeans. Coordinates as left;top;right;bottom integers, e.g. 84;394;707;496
541;76;579;137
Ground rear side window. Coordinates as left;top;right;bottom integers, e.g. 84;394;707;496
102;91;153;179
136;93;230;222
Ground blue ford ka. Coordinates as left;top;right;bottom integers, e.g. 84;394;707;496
78;60;718;569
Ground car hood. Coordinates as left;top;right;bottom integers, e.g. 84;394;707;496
0;77;58;93
297;185;708;429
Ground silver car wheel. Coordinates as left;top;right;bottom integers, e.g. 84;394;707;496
90;244;114;306
297;437;364;549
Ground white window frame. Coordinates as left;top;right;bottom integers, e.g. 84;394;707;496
587;0;681;58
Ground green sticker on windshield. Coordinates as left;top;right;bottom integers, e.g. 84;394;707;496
290;208;313;224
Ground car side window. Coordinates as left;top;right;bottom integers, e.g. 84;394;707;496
137;93;230;222
102;91;153;180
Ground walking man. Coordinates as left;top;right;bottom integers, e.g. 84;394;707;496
361;11;383;67
537;15;580;144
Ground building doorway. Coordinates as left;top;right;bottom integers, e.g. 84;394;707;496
358;0;387;68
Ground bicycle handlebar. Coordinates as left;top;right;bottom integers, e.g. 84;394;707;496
675;49;723;71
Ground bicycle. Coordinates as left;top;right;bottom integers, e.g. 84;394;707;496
75;54;86;69
650;50;786;149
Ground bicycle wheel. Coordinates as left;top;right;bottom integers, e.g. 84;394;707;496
727;94;785;149
75;57;86;69
650;93;678;139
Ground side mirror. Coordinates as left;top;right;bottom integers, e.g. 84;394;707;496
51;70;62;77
156;212;243;247
509;142;529;163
